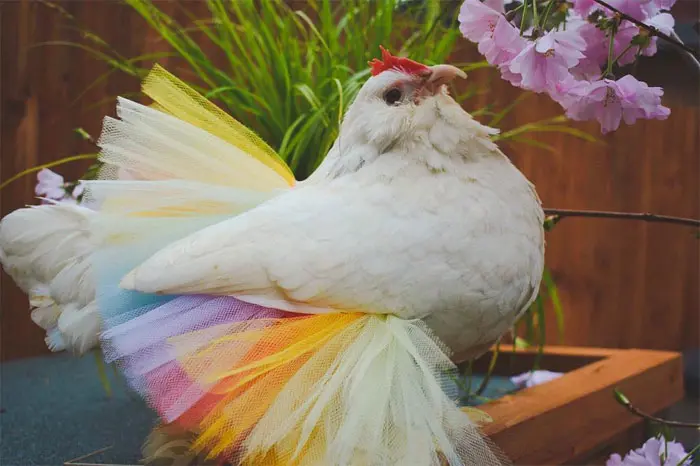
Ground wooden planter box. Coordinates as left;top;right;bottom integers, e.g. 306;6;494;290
64;346;683;466
465;346;685;465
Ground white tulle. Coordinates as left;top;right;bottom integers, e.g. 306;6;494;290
96;98;290;191
244;316;508;466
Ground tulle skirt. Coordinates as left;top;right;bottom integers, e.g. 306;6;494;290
86;64;509;466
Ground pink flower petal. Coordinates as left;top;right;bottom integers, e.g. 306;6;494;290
509;30;585;93
35;169;66;199
606;0;654;20
572;0;598;16
458;0;503;43
483;0;505;13
648;12;675;35
479;17;525;67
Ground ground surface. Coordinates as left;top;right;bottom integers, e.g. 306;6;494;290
1;352;517;465
3;351;696;465
1;352;156;466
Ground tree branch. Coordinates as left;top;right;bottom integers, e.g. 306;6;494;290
544;208;700;228
591;0;699;59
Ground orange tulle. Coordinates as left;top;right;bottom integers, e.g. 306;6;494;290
167;312;365;459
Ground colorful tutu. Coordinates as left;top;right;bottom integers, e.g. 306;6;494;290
86;65;509;466
100;294;504;465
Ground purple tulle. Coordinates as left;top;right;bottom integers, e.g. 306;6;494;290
100;294;291;420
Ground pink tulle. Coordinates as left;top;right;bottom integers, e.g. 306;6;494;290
100;295;292;422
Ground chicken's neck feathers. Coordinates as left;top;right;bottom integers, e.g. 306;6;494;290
303;98;507;185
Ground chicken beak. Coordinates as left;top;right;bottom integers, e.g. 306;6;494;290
423;64;467;94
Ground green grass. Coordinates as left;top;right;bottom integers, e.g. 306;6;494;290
41;0;598;179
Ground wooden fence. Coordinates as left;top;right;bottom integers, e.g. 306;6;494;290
1;0;698;360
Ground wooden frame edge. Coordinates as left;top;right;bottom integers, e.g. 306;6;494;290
476;347;684;465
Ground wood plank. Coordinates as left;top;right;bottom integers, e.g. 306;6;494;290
0;0;51;361
566;423;646;466
480;349;684;465
466;345;620;375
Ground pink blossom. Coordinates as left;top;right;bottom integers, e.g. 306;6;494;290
643;0;677;18
508;29;586;92
35;169;66;200
571;58;603;80
482;0;504;11
71;181;85;199
499;66;523;86
550;76;588;109
478;17;526;66
572;0;598;16
459;0;526;73
606;437;690;466
606;0;655;20
582;0;670;21
577;21;638;67
616;75;670;120
642;13;675;56
612;13;674;63
613;24;642;66
510;370;563;388
652;0;677;8
648;12;675;36
458;0;504;44
560;75;669;133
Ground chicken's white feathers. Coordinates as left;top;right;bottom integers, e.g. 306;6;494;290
120;81;544;355
0;203;99;354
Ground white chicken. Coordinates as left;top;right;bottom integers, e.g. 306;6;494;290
0;48;544;465
120;54;545;363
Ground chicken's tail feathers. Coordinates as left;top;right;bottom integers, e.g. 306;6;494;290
0;64;294;353
85;63;295;245
85;65;296;329
0;203;100;354
100;294;511;466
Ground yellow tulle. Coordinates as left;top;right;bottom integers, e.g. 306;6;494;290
142;65;296;187
171;313;365;459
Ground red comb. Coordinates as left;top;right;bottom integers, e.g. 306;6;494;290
368;46;430;77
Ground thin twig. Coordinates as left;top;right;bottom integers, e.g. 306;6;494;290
63;446;119;465
614;389;700;429
544;208;700;228
670;29;700;73
591;0;699;58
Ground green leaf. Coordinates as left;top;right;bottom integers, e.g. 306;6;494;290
514;336;530;349
613;388;630;406
494;115;601;144
543;215;561;231
489;92;532;127
510;136;558;154
93;349;112;398
476;340;501;396
534;295;546;370
542;269;565;342
0;154;98;191
73;127;94;142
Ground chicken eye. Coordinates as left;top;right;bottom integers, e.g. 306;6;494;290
383;88;403;105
